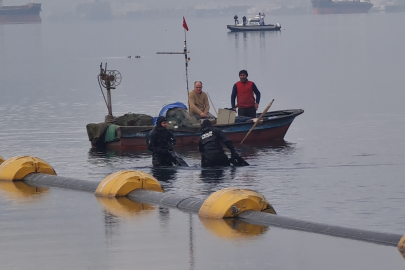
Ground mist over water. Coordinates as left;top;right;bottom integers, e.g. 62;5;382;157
0;13;405;269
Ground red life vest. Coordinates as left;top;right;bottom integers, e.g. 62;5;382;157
236;80;255;108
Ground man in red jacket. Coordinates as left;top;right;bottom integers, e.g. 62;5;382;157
231;70;261;118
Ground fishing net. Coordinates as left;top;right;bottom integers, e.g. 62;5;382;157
166;108;201;128
114;113;154;126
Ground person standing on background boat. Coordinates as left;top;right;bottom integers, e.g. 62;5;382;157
147;116;177;167
242;16;247;26
259;13;265;25
188;81;215;121
234;14;239;25
199;120;238;167
231;70;261;118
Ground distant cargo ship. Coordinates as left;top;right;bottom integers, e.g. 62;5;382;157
0;0;42;24
311;0;373;14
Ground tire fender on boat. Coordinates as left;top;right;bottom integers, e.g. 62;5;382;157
0;156;56;181
95;170;164;198
198;187;276;219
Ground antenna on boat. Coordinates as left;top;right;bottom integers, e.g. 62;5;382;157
156;17;191;110
97;62;122;118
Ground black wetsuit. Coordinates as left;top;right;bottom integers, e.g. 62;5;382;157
199;126;236;167
147;125;176;167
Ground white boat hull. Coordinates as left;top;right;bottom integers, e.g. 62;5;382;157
227;24;281;32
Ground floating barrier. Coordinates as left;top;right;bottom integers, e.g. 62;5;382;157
0;156;404;251
0;156;55;181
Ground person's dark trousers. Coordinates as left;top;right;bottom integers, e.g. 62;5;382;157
152;153;174;167
238;106;257;118
201;153;230;167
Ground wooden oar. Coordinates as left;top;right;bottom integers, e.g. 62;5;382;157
206;92;218;117
240;99;274;144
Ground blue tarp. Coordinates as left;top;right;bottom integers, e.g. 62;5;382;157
153;102;188;125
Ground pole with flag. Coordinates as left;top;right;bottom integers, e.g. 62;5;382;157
156;17;191;110
183;16;190;109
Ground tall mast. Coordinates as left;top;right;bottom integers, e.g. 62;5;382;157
156;17;191;110
184;30;190;102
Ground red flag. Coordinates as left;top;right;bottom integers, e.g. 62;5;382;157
183;16;189;31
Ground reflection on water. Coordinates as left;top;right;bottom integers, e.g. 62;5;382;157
99;198;157;248
97;196;156;218
151;167;178;183
400;249;405;261
88;148;150;159
200;167;227;182
239;139;295;156
159;206;171;232
199;217;268;240
104;210;120;245
227;30;281;40
87;139;294;166
227;30;281;50
188;213;195;270
0;181;49;202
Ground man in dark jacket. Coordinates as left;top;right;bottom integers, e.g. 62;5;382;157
234;14;239;25
199;120;238;167
147;116;177;167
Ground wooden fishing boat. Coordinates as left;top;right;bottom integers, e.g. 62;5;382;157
90;109;303;150
87;29;303;151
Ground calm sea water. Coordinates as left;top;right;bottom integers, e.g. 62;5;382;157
0;13;405;269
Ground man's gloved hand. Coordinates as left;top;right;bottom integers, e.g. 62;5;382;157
231;152;240;159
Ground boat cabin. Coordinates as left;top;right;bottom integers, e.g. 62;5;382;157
247;15;263;25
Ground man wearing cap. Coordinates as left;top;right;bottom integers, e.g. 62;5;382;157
147;116;176;167
231;70;261;118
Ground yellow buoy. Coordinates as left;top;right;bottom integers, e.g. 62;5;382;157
0;156;56;181
198;187;276;219
95;170;163;198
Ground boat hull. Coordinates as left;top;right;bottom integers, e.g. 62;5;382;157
227;24;281;32
0;3;41;24
101;109;303;151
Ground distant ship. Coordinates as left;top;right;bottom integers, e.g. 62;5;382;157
384;2;405;12
0;0;42;24
76;1;112;20
311;0;373;14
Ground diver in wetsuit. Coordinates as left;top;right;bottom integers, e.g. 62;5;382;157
199;120;243;167
147;116;177;167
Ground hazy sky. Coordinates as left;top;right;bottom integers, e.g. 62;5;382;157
6;0;311;13
4;0;404;15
